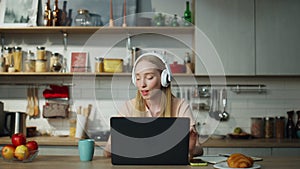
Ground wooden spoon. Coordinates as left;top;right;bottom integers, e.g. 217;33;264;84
34;87;40;117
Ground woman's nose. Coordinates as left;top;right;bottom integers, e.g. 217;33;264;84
138;78;146;87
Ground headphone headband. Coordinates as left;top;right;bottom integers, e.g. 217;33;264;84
131;52;172;87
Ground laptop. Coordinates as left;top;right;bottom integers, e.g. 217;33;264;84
110;117;190;165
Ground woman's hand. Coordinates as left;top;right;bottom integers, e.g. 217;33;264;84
189;127;203;160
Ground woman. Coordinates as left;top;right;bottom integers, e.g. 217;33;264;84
104;52;203;158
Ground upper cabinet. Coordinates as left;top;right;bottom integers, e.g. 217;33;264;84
195;0;255;76
255;0;300;75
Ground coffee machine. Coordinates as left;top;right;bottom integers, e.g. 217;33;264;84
0;101;27;137
0;101;7;136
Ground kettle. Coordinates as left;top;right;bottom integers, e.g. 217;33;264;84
4;111;27;137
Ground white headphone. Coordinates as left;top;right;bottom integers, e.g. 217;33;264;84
131;52;172;87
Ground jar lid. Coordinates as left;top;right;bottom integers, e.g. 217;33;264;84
37;46;46;50
264;117;274;120
4;46;12;51
275;116;285;119
78;9;89;14
14;46;22;51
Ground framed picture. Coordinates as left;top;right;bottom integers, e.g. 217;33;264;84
0;0;38;27
71;52;89;72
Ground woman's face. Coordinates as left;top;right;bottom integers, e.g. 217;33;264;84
135;60;162;100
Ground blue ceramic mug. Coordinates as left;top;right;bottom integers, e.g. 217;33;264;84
78;139;95;161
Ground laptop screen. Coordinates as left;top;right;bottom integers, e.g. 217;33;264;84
110;117;190;165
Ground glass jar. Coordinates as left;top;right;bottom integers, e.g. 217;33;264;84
0;53;5;72
275;116;285;139
36;46;46;60
13;46;22;72
35;59;47;72
50;53;62;72
95;57;104;73
251;117;264;138
24;50;36;72
74;9;91;26
3;47;13;70
264;117;274;138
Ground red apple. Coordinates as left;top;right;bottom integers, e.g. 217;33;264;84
11;133;26;147
26;140;39;153
14;145;29;161
1;144;15;160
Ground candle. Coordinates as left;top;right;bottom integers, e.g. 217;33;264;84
122;0;127;27
109;0;114;27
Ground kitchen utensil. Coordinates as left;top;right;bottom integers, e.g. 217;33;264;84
209;89;222;120
220;88;229;121
33;87;39;117
109;0;114;27
30;87;35;116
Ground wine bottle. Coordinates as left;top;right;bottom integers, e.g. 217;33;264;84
184;1;192;26
59;1;68;26
43;0;52;26
286;110;296;139
52;0;61;26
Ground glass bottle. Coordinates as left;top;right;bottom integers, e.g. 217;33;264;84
52;0;61;26
286;110;296;138
296;111;300;138
60;1;68;26
170;14;180;27
183;1;192;26
43;0;52;26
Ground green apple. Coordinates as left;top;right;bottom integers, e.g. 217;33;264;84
233;127;242;134
14;145;29;161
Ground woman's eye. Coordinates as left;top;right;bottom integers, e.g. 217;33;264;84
146;75;154;80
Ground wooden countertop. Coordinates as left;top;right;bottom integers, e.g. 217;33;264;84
0;156;299;169
1;136;300;148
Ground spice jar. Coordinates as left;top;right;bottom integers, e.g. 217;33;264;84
264;117;274;138
35;59;47;72
251;117;264;138
36;46;46;60
3;47;13;71
24;50;36;72
95;57;104;73
50;53;62;72
0;53;5;72
275;116;285;139
13;46;22;72
74;9;91;26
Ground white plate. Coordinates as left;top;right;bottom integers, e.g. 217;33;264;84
194;156;227;164
213;162;261;169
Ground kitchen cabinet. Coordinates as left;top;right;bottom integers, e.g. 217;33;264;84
255;0;300;75
195;0;255;76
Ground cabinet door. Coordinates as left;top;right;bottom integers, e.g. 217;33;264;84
256;0;300;75
195;0;255;75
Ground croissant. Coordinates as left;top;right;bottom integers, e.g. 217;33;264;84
227;153;254;168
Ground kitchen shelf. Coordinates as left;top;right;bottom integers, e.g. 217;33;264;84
0;26;195;34
0;72;196;85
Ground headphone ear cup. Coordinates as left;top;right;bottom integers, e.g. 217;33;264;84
161;69;170;87
132;72;136;87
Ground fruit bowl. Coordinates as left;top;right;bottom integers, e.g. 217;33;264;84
1;150;39;163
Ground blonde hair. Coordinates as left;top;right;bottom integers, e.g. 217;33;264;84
133;55;174;117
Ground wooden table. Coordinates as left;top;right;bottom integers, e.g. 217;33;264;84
0;156;299;169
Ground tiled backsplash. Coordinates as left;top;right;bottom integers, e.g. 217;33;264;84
1;76;300;137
